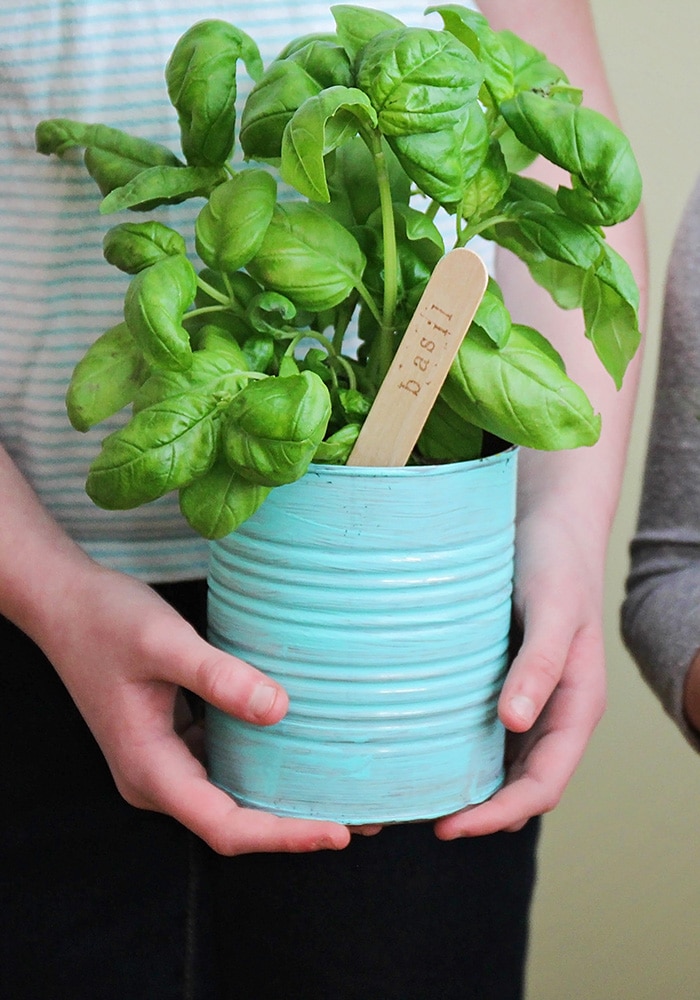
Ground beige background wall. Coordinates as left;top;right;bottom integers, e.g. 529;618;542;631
527;3;700;998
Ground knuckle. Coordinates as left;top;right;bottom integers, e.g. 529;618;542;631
193;653;238;707
532;651;562;687
112;770;151;810
537;786;564;815
205;827;237;856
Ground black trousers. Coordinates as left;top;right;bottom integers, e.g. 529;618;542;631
0;580;539;1000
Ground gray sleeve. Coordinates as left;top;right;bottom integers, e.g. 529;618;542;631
621;176;700;752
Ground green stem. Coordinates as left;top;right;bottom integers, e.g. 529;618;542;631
195;276;230;306
355;280;382;327
425;199;441;222
457;214;512;246
183;304;231;323
286;331;357;391
332;291;359;355
365;129;399;383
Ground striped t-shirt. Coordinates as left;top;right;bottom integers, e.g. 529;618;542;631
0;0;479;582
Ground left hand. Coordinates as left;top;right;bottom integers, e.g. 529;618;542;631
434;511;607;838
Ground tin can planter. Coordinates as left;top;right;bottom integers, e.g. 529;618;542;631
205;447;517;825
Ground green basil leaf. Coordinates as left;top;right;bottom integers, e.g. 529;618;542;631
99;164;225;214
166;19;262;166
498;31;569;93
86;393;227;508
278;354;301;377
313;423;361;464
500;92;642;226
66;322;147;432
222;371;331;486
195;169;277;272
35;119;181;173
283;36;354;89
300;348;333;384
242;333;276;373
132;348;247;413
485;181;641;382
35;118;95;156
102;222;187;274
280;86;378;202
460;140;509;222
36;119;195;212
472;281;512;347
417;395;483;462
276;32;340;59
190;326;250;368
505;174;561;211
515;324;566;370
123;255;197;372
246;202;366;312
179;459;270;539
240;40;352;161
528;258;586;310
517;212;605;270
427;5;515;104
356;28;483;136
497;125;538;174
246;292;297;335
389;100;488;205
326;135;411;226
442;324;601;450
582;271;641;390
331;5;406;60
336;387;371;422
392;203;445;263
595;241;641;313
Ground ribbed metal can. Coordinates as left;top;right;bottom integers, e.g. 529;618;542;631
206;447;517;824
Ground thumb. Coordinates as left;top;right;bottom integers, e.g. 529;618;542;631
165;629;289;727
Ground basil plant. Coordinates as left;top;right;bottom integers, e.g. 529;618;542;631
36;5;642;539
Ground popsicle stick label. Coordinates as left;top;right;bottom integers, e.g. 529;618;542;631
346;247;488;467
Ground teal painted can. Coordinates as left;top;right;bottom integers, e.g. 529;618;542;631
206;447;517;825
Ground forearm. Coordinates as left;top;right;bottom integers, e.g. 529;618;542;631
0;443;103;646
481;0;648;559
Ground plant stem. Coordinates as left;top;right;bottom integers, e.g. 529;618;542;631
457;214;512;246
355;280;382;327
425;199;440;222
332;291;358;355
287;331;357;390
183;304;231;323
196;276;230;306
365;130;399;383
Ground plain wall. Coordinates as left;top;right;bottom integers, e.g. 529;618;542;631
527;3;700;998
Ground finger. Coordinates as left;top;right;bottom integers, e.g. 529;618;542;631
434;719;572;838
348;824;384;836
164;633;290;727
123;730;352;856
498;603;579;733
435;630;605;838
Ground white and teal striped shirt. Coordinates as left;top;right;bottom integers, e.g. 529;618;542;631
0;0;479;582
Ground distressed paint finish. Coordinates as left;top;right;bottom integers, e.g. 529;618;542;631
206;449;518;824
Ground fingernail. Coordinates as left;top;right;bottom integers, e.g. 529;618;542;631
248;683;279;720
509;695;535;724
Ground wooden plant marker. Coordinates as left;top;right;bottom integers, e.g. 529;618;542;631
346;247;489;467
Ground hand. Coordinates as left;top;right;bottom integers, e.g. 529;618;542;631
37;562;352;856
434;511;606;839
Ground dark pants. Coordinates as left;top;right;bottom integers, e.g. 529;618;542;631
0;580;539;1000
